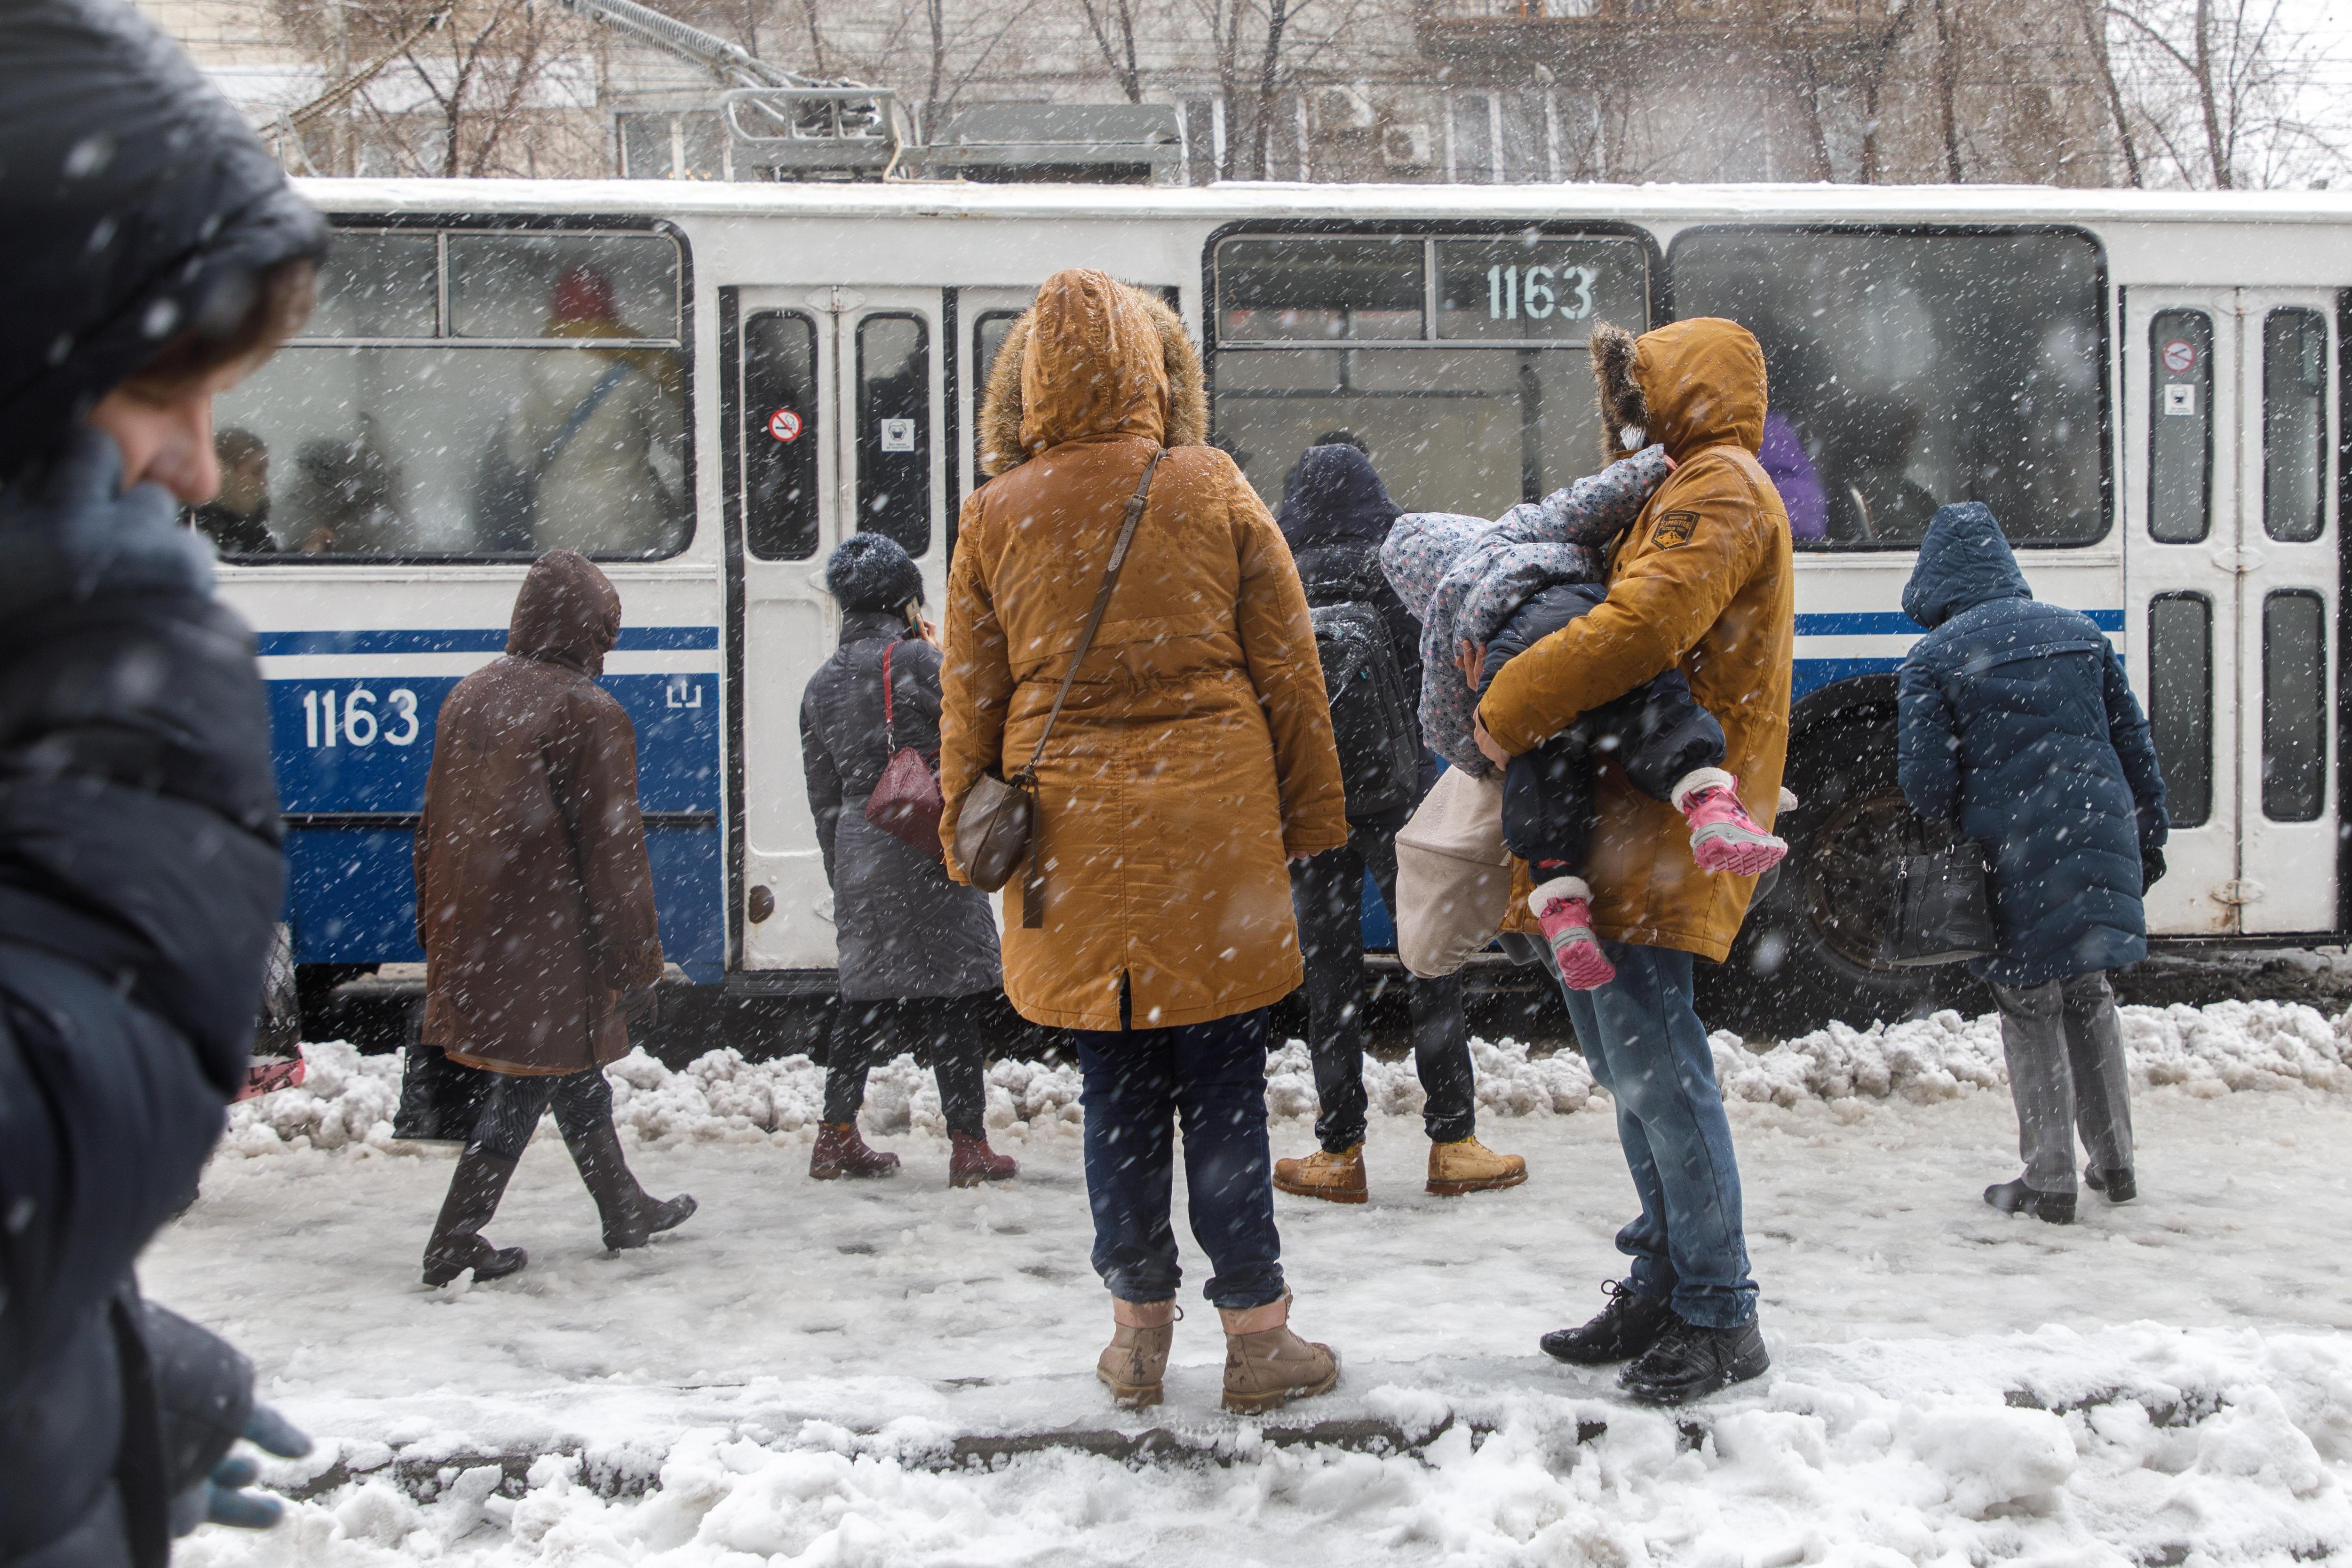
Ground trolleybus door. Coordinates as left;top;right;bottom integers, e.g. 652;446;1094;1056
731;287;948;970
2126;287;2340;936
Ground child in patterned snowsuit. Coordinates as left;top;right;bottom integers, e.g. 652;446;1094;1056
1381;447;1785;988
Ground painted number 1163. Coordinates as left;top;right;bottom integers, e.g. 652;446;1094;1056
300;686;422;749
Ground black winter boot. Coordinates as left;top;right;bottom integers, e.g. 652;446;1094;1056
1984;1178;2076;1224
1619;1317;1771;1405
1540;1280;1678;1366
2085;1165;2137;1203
421;1149;528;1286
565;1117;696;1251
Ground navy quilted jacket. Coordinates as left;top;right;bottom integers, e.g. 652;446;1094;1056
1897;504;2168;987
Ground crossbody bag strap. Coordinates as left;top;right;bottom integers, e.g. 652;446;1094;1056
1013;446;1164;782
880;637;897;753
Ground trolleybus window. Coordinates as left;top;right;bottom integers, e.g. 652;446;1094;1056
2263;308;2328;544
2148;592;2214;828
1670;229;2106;550
743;311;820;561
857;314;931;556
973;309;1022;481
2262;589;2328;822
2149;310;2215;545
1210;231;1648;516
202;227;689;561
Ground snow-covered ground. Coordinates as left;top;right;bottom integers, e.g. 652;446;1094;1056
152;1000;2352;1565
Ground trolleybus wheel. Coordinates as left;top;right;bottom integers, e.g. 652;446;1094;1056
1704;717;1939;1034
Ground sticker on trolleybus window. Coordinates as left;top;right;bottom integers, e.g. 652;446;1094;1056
879;417;916;453
768;407;803;443
2161;338;2198;374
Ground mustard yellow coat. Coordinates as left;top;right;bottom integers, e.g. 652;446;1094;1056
1480;318;1795;963
938;271;1349;1030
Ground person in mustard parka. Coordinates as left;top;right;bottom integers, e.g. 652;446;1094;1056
938;270;1350;1416
1475;317;1793;1406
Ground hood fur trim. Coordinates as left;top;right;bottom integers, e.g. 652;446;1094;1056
978;286;1205;476
1590;320;1650;464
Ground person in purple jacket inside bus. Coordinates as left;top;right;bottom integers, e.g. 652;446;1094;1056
1759;412;1826;543
1755;326;1828;543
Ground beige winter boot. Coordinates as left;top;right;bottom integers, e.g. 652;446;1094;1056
1272;1144;1367;1204
1426;1134;1528;1197
1219;1294;1340;1414
1097;1298;1179;1409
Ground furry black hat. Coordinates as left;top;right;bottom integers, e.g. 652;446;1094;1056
824;532;923;613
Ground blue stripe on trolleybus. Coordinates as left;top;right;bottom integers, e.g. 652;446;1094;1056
1789;607;2122;699
264;625;724;981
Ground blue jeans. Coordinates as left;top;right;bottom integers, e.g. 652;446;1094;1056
1558;941;1757;1328
1073;1006;1285;1310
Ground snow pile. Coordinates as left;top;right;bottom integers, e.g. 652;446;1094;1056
218;1041;404;1156
1264;1035;1600;1120
604;1047;1086;1144
183;1325;2352;1568
218;997;2352;1157
1716;998;2352;1108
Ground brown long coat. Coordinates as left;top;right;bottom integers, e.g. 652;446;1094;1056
938;271;1349;1031
1479;318;1794;963
416;551;664;1073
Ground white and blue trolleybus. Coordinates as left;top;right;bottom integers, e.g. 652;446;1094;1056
210;180;2350;1019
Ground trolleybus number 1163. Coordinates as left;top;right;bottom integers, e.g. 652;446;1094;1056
1485;263;1597;323
299;686;422;749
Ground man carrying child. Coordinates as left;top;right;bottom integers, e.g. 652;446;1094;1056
1473;318;1795;1405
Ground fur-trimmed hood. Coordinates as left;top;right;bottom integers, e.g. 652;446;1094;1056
977;275;1206;475
1590;317;1766;463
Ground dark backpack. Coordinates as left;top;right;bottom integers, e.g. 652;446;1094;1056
1294;543;1419;820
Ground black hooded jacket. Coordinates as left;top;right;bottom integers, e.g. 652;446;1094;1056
0;4;326;1562
1277;445;1424;749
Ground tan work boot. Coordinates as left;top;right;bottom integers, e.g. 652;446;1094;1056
1097;1298;1179;1409
1272;1144;1367;1205
1219;1294;1339;1414
1426;1135;1528;1197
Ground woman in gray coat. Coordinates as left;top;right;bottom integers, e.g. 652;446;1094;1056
801;533;1013;1186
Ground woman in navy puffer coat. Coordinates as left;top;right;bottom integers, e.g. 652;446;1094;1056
1898;502;2167;1225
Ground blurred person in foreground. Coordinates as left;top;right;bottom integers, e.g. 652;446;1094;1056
413;551;696;1286
0;0;330;1558
1898;502;2167;1225
941;271;1349;1414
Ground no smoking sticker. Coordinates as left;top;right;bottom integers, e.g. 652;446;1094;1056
767;407;803;444
2161;338;2198;374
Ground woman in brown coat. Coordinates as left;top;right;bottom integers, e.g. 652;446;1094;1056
413;549;695;1285
939;271;1350;1413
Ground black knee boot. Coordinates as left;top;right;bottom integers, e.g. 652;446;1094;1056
564;1117;697;1251
421;1149;528;1285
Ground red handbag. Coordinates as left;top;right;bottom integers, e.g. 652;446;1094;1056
864;638;947;860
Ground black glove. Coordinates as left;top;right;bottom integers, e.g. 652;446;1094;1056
143;1304;311;1535
172;1406;312;1534
2141;845;2167;893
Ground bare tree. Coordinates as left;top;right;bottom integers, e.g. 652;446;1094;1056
2102;0;2345;186
1078;0;1146;102
274;0;600;177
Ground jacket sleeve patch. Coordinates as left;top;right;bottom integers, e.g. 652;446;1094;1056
1651;510;1699;548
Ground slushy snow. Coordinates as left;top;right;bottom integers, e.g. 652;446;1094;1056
160;999;2352;1564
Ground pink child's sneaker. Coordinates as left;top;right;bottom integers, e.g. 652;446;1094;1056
1675;768;1788;877
1530;876;1615;990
